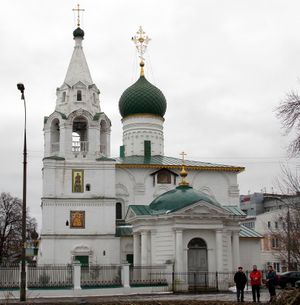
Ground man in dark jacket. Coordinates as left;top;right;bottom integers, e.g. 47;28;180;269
234;266;248;302
266;265;276;302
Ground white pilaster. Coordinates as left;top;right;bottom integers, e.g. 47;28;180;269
175;229;183;273
133;232;141;266
141;231;148;266
232;231;240;269
216;230;223;272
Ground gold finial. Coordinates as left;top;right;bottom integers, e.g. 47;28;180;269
179;151;189;186
73;4;85;27
132;26;151;76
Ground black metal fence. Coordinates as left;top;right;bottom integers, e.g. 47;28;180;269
81;265;122;288
27;265;73;288
130;265;168;287
0;264;19;288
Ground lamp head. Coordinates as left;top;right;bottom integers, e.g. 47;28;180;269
17;83;25;93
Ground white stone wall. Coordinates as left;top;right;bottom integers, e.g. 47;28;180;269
116;167;240;211
39;236;120;265
239;238;262;271
43;160;116;198
41;199;116;235
122;115;164;156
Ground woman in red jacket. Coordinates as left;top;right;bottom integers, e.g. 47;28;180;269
250;265;262;303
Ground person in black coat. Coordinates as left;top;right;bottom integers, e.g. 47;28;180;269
234;266;248;302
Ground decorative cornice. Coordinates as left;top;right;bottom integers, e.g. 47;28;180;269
116;163;245;172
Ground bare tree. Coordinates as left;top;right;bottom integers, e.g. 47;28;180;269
0;192;37;264
275;164;300;194
276;91;300;156
269;196;300;270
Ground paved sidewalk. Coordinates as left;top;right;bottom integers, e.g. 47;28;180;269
0;289;273;304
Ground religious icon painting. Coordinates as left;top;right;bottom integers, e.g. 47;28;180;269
72;169;84;193
70;211;85;229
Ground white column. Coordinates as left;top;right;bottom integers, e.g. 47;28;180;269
232;231;240;269
175;229;183;273
133;233;141;266
227;231;233;272
216;230;223;272
141;231;148;266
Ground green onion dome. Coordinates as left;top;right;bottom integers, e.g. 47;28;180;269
119;75;167;118
149;185;220;213
73;27;84;38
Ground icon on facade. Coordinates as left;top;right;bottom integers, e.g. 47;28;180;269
72;169;84;193
70;211;85;228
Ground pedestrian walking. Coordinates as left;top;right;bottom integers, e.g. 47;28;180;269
234;266;248;302
266;265;276;302
250;265;262;303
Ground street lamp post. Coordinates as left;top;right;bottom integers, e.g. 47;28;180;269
17;83;27;301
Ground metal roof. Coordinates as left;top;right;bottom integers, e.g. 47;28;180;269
240;225;262;238
116;155;244;172
223;206;246;216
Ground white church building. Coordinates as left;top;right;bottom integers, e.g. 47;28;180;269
38;24;262;275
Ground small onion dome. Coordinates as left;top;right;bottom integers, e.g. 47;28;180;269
73;27;84;38
119;75;167;118
149;185;220;213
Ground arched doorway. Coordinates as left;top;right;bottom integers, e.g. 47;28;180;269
187;238;208;289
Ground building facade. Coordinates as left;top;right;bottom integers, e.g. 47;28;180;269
38;25;261;276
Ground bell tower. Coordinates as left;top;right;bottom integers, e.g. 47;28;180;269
39;8;119;265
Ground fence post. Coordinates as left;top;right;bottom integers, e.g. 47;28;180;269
121;264;130;288
25;263;28;289
73;261;81;290
165;263;174;291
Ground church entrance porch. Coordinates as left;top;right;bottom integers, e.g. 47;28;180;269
187;238;208;290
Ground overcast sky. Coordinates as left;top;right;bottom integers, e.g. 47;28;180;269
1;0;299;227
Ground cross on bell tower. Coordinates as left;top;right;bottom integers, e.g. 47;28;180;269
73;4;85;27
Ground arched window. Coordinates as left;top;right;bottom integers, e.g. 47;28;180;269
116;202;122;220
77;90;82;101
93;93;96;103
50;118;60;153
72;116;88;152
188;238;207;249
62;92;66;103
85;184;91;191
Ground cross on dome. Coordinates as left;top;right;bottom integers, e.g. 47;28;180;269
179;151;189;186
132;26;151;76
73;4;85;27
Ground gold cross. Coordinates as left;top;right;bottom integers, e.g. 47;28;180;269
132;26;151;61
73;4;85;27
180;151;187;164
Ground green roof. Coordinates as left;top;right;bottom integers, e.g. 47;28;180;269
240;225;262;238
43;156;65;161
116;155;244;172
95;156;116;161
223;206;246;216
116;225;133;237
149;185;220;212
119;75;167;118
